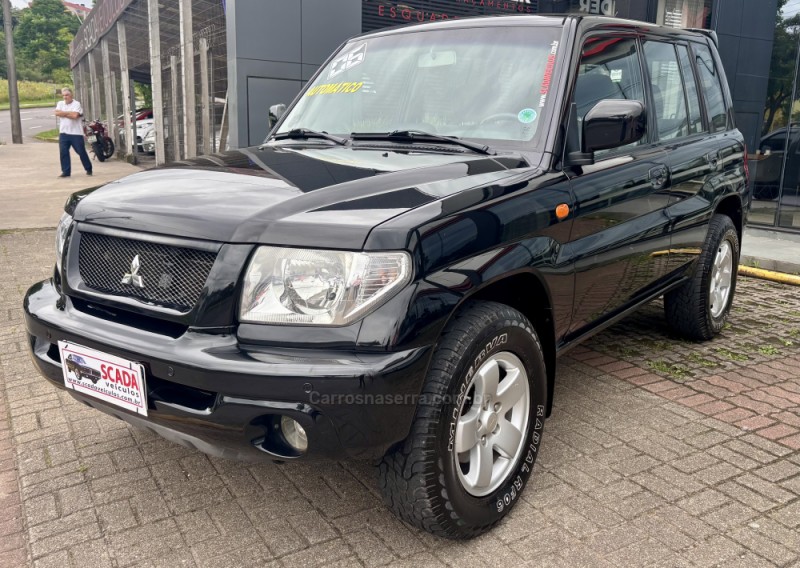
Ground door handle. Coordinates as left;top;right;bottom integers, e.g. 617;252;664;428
649;165;669;190
707;150;721;170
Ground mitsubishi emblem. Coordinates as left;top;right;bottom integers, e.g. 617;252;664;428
121;255;145;288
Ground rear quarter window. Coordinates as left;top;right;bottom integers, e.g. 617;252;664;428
693;42;729;132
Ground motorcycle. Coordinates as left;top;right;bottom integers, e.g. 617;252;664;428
84;119;115;162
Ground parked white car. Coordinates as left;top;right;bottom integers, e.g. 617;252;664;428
118;109;154;151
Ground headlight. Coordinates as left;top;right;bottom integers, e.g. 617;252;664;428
240;246;412;325
143;129;155;142
55;212;73;272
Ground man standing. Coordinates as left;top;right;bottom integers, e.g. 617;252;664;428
55;88;92;178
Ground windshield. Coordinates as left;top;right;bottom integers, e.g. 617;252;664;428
276;25;562;146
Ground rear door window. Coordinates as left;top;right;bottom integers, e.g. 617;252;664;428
643;41;690;140
693;42;728;132
676;44;704;134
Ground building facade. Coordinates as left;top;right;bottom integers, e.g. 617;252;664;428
72;0;795;230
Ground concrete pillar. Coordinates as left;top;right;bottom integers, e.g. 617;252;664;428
117;21;134;155
218;94;228;152
179;0;197;157
72;64;82;113
110;71;118;143
102;38;116;145
170;55;180;161
88;50;101;122
199;37;211;155
147;0;166;164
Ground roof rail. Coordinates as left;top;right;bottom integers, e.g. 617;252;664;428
685;28;718;45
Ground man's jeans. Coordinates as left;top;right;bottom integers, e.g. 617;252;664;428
59;133;92;176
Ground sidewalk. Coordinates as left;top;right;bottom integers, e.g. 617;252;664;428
0;141;143;230
741;227;800;275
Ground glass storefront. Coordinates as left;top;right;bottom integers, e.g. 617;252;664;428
752;9;800;230
656;0;713;29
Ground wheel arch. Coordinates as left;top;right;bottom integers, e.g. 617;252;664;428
714;194;743;245
457;271;557;417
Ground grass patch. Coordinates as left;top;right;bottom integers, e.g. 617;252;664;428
34;128;60;142
758;345;780;356
687;352;719;368
606;344;641;358
639;339;672;352
0;79;64;105
0;98;57;111
647;360;691;379
714;348;749;362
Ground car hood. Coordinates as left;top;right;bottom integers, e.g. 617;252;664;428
72;144;532;249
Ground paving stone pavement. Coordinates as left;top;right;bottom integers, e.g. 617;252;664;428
1;228;799;568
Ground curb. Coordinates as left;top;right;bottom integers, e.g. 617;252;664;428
739;264;800;286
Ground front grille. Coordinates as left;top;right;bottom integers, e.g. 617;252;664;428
78;232;217;312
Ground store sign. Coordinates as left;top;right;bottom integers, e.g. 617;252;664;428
363;1;535;33
69;0;135;68
579;0;615;15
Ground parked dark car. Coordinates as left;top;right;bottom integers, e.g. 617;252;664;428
64;354;101;383
753;125;800;200
25;15;747;538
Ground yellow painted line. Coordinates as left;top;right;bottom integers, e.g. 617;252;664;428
738;265;800;286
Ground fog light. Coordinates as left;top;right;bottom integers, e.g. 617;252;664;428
280;416;308;452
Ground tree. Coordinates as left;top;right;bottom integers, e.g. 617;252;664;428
763;0;800;135
13;0;79;81
135;82;153;109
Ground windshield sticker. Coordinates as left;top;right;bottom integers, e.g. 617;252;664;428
518;108;538;124
539;40;559;108
306;82;364;97
329;43;367;79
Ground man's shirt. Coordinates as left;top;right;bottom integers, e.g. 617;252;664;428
56;100;85;136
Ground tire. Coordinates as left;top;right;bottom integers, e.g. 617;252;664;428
379;301;547;539
92;142;106;162
664;214;739;341
102;138;115;159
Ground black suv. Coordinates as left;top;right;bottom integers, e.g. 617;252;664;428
25;16;746;538
64;354;101;383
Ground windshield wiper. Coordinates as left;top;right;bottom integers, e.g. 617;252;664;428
351;130;495;155
270;128;347;145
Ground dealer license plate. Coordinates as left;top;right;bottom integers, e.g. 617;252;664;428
58;341;148;417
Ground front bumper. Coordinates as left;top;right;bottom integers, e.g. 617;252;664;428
24;279;432;462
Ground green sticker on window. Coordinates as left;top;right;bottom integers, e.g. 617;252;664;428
518;108;537;124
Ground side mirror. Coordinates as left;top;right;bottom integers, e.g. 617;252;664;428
583;99;646;154
268;103;286;129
